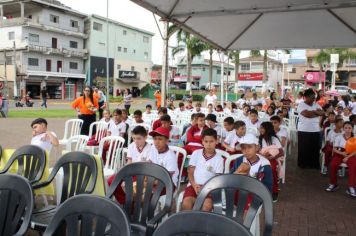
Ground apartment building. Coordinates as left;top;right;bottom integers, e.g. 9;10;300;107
0;0;87;99
85;14;154;97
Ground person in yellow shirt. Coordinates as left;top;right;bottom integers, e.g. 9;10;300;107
71;86;99;135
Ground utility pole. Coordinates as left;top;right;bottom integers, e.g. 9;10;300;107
13;41;18;97
106;0;110;108
4;49;8;98
161;20;169;107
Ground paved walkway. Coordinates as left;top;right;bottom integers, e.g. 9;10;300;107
0;118;355;235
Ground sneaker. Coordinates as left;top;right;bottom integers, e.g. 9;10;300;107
346;187;356;198
325;184;339;192
321;167;328;175
272;193;278;203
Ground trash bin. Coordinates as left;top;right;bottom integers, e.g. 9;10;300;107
0;98;9;118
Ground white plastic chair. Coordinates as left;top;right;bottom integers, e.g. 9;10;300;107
87;121;109;154
65;135;89;152
121;148;128;167
59;119;83;145
224;154;244;174
99;136;126;179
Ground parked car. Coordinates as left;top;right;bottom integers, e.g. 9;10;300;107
334;85;352;95
205;83;219;90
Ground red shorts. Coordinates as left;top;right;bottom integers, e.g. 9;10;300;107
183;185;212;199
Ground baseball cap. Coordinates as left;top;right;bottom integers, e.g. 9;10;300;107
205;114;217;123
149;127;170;139
239;134;259;145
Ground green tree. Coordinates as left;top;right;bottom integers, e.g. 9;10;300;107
229;50;240;92
170;25;207;95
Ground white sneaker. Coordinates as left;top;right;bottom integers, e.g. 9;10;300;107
346;187;356;198
325;184;339;192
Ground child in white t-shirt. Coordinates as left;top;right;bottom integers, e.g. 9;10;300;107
30;118;59;153
160;115;181;146
205;114;222;141
110;109;128;138
100;109;116;132
127;126;152;164
270;115;288;147
222;120;246;154
245;109;261;131
182;128;223;211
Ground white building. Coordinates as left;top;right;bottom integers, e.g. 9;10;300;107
0;0;87;99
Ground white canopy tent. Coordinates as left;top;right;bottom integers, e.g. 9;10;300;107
130;0;356;105
131;0;356;50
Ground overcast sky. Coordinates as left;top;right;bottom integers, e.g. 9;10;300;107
60;0;305;64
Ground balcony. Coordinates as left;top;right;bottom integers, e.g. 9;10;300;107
27;43;88;59
0;17;87;38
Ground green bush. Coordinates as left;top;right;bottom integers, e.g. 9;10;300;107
175;94;184;100
192;94;204;101
109;96;123;103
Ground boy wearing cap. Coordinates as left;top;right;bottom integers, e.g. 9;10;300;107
230;134;273;193
182;128;224;211
149;127;179;187
205;114;222;142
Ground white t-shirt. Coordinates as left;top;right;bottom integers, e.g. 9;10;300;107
149;146;179;186
245;119;261;130
100;118;116;132
236;98;246;108
127;142;152;163
110;121;127;137
189;149;223;185
205;94;217;106
241;155;271;178
276;128;288;140
342;114;350;122
260;136;282;149
224;132;244;149
31;132;57;153
326;129;342;144
352;102;356;114
297;102;322;132
333;135;347;149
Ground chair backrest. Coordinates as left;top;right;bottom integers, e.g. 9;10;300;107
193;174;273;236
153;211;252;236
106;162;173;227
0;174;34;236
0;145;2;162
169;146;187;197
224;154;244;173
65;135;89;152
89;121;108;142
62;119;83;140
324;127;331;143
121;148;128;167
43;151;98;204
43;194;131;236
0;145;46;183
98;136;125;170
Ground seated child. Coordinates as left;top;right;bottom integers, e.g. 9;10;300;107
109;109;128;138
230;134;272;193
343;107;351;122
270;115;288;147
186;100;194;111
245;109;261;131
241;104;251;121
258;122;284;202
326;122;356;197
182;128;224;211
160;115;180;145
215;104;224;113
221;117;235;141
152;107;168;131
323;112;336;132
106;126;152;203
133;110;145;124
205;114;222;141
322;118;344;173
184;113;208;155
193;102;202;114
143;104;152;116
174;102;186;113
31;118;59;153
222;120;246;154
207;104;215;114
121;109;132;127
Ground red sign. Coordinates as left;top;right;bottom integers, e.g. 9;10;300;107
238;73;263;81
304;72;325;83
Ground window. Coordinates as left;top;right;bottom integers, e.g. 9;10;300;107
28;58;39;66
240;63;250;71
202;67;206;72
117;64;121;70
70;20;79;28
123;30;127;35
70;41;78;49
5;56;12;65
70;62;78;69
144;68;148;72
8;32;15;40
144;52;148;59
29;33;39;43
290;68;297;73
143;36;149;43
124;48;127;53
217;69;221;75
133;49;136;54
50;14;59;23
117;46;121;52
131;66;135;71
93;22;103;31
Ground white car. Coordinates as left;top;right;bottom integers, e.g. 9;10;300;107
334;86;352;95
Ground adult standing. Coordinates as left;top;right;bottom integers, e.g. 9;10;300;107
40;87;48;109
94;87;107;119
204;89;217;107
316;90;327;107
123;88;132;115
297;89;325;169
71;86;98;135
154;90;161;109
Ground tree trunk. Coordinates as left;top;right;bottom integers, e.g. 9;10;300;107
208;48;213;88
262;50;268;93
234;53;240;93
187;51;192;96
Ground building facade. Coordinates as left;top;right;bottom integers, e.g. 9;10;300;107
0;0;87;99
84;15;154;97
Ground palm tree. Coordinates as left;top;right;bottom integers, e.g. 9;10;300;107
170;26;207;95
315;48;356;88
229;50;240;92
207;45;214;89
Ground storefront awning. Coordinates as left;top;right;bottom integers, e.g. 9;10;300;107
130;0;356;50
117;78;147;84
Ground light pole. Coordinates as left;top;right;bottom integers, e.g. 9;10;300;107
106;0;110;108
330;54;339;90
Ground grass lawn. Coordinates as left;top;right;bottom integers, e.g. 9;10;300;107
8;109;77;118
